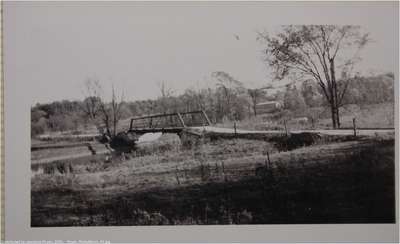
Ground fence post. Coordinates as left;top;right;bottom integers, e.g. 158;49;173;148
129;119;133;131
284;119;288;137
221;161;227;182
266;151;271;170
353;117;357;137
175;166;181;185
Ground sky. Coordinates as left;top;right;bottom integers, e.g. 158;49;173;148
5;1;398;105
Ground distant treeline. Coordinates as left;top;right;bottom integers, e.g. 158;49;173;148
31;72;394;136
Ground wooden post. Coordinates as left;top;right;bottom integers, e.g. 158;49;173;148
234;122;237;137
221;161;227;182
175;166;181;185
284;119;288;137
87;143;96;155
353;117;357;137
129;119;133;131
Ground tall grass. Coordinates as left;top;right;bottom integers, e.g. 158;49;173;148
32;135;395;226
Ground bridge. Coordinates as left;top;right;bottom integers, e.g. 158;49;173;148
128;110;212;136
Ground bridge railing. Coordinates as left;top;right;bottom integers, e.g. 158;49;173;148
180;110;211;127
129;110;211;131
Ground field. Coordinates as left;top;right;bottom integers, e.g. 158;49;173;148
31;132;395;226
216;103;395;131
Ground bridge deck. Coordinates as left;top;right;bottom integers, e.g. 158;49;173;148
129;110;211;133
128;127;185;134
189;126;394;136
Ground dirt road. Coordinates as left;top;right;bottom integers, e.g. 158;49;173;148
191;126;394;136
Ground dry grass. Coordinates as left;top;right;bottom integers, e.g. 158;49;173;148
31;133;395;226
215;102;394;131
31;138;277;191
315;103;394;129
31;142;107;161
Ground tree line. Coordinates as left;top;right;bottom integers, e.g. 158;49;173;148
31;72;394;137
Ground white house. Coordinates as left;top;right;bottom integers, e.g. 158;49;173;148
255;101;283;114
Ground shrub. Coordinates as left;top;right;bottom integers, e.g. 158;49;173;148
236;209;253;224
132;209;170;225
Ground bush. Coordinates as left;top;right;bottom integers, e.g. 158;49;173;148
132;209;170;225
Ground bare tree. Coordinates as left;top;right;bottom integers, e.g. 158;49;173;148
212;71;245;120
82;79;103;132
258;25;370;128
83;79;124;137
110;84;125;137
157;81;174;114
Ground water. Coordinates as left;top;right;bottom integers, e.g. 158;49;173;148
137;133;162;143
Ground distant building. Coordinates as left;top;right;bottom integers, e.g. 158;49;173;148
255;101;282;114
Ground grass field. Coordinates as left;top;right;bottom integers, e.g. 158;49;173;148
31;133;395;226
316;103;395;129
31;142;107;162
216;102;394;131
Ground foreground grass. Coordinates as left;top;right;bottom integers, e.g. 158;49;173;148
31;137;395;226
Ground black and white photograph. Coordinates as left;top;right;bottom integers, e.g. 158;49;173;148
5;1;397;230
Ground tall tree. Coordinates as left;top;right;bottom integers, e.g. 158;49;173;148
283;84;307;111
83;79;124;137
212;71;245;121
82;79;103;131
157;81;174;114
110;84;125;137
258;25;370;128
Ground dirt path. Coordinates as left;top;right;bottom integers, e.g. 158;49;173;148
191;126;394;136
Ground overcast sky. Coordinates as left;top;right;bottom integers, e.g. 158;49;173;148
5;1;398;105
